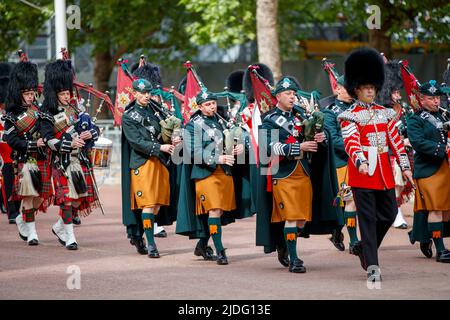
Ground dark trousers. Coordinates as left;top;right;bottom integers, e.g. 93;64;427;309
2;163;21;219
352;188;397;268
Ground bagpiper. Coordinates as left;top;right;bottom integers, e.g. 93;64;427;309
40;58;100;250
337;47;413;281
2;51;53;245
407;80;450;263
176;87;253;265
256;76;340;273
121;77;179;258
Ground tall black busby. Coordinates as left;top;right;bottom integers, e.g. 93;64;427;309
226;70;245;93
376;60;403;106
42;59;74;114
344;47;385;98
243;63;274;103
0;62;14;105
131;62;162;88
5;54;39;112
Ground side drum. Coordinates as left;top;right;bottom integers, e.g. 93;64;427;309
90;137;113;168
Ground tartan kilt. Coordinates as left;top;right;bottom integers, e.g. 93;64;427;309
53;163;99;217
11;157;54;212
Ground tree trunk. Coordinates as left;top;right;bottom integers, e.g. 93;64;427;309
93;51;114;119
368;27;392;59
256;0;282;82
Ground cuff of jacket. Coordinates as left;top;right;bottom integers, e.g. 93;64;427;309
27;141;38;154
149;143;161;157
398;153;411;171
60;140;72;153
89;128;99;141
434;142;446;158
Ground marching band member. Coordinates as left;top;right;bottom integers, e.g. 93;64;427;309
121;78;179;258
407;80;450;263
337;47;413;281
2;52;53;245
41;59;100;250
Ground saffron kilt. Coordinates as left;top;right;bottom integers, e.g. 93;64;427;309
53;163;99;216
11;157;53;212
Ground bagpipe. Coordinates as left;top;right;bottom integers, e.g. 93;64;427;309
188;63;245;155
400;59;450;167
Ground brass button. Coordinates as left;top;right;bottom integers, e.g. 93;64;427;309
273;180;277;185
279;202;284;209
137;191;142;197
134;169;139;175
201;195;205;201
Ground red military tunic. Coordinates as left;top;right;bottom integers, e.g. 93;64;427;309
337;101;411;190
0;121;13;164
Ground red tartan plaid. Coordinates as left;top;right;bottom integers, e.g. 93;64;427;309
11;155;54;212
53;163;99;217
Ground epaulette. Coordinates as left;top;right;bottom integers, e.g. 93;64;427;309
38;111;55;123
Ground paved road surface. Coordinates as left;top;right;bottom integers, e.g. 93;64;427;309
1;185;449;300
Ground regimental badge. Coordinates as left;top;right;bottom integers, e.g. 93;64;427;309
281;79;290;89
202;91;209;99
429;85;437;94
138;80;145;90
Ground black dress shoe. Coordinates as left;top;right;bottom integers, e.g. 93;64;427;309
420;240;433;259
130;238;148;255
28;239;39;246
436;249;450;263
276;245;289;267
351;241;367;271
66;242;78;250
154;230;167;238
9;218;16;225
289;258;306;273
148;244;160;258
194;245;217;261
395;223;408;229
217;249;228;265
329;229;345;251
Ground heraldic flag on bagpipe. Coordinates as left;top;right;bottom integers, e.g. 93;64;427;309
181;61;202;124
114;60;135;126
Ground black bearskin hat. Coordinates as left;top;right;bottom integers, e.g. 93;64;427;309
42;59;74;114
243;63;274;103
376;60;403;106
0;62;14;105
344;47;385;98
131;62;162;88
443;62;450;86
5;60;38;112
226;70;244;93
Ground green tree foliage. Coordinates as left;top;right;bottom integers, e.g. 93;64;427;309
0;0;52;60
